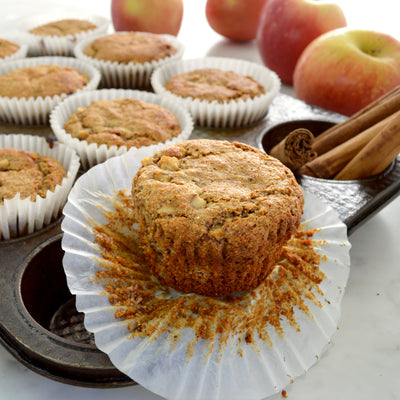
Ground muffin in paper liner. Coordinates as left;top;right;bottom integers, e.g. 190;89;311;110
0;37;28;62
16;14;109;57
151;57;281;128
73;32;185;90
0;134;80;240
49;88;194;170
61;149;351;400
0;56;101;125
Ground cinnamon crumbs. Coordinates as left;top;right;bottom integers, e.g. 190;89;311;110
90;189;325;357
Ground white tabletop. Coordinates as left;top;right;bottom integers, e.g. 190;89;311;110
0;1;399;399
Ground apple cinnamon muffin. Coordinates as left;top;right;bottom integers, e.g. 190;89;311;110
29;19;97;37
82;32;178;64
64;98;182;149
0;38;20;59
132;139;304;297
0;64;89;99
164;68;266;103
0;148;67;204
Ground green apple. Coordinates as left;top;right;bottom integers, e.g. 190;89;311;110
293;28;400;116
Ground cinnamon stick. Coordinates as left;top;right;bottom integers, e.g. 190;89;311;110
297;112;400;178
312;85;400;155
334;110;400;180
269;128;316;171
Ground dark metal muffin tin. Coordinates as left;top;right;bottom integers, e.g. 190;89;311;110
1;93;399;387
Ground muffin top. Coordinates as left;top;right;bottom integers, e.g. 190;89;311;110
164;68;266;103
0;148;66;204
0;38;20;59
132;139;304;296
133;139;303;224
64;98;181;148
29;19;97;37
0;64;88;99
83;32;178;64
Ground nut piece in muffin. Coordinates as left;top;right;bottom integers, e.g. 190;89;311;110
83;32;178;64
0;148;66;204
0;38;20;59
164;68;266;103
132;139;304;297
64;98;182;148
29;19;97;37
0;65;88;99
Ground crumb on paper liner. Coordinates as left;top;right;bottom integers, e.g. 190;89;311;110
61;150;351;400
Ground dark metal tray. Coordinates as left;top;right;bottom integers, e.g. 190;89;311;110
1;93;399;387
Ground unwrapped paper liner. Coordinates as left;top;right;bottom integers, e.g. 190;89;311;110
16;13;109;56
1;134;80;240
61;149;351;400
151;57;281;128
73;32;185;89
0;56;101;125
49;88;194;170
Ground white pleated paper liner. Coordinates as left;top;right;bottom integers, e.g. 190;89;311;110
0;37;28;62
151;57;281;128
0;56;101;125
16;13;110;57
73;32;185;89
61;149;351;400
49;88;194;170
0;134;80;240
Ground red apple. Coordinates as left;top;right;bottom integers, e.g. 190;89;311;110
111;0;184;36
205;0;268;42
256;0;346;84
293;28;400;116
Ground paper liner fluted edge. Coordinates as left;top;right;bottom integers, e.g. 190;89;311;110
73;32;185;89
15;13;110;57
49;88;194;170
0;37;28;62
60;150;351;400
0;134;80;240
0;56;101;125
151;57;281;128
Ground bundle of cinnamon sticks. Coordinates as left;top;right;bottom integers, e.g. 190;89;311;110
271;86;400;180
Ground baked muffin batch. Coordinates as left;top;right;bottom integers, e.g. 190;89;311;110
0;17;288;288
0;14;349;400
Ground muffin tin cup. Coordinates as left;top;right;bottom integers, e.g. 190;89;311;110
16;14;110;57
73;32;185;90
49;88;194;170
0;56;101;125
61;150;351;400
0;134;80;240
255;116;400;233
151;57;281;128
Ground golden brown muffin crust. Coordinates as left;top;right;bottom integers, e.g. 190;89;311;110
0;65;89;99
0;38;20;59
64;98;181;148
0;148;67;204
29;19;97;37
132;139;304;297
165;68;266;103
83;32;178;64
